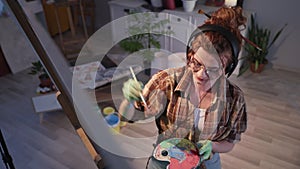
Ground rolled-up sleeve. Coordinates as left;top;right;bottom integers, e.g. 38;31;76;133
134;70;173;118
226;94;247;143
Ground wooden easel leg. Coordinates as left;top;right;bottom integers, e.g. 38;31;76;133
76;128;105;168
56;92;104;168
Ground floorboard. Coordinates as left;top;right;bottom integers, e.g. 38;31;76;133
0;71;97;169
1;64;300;169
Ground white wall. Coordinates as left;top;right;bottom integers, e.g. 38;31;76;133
0;0;42;74
3;0;299;73
100;0;299;73
0;4;38;73
243;0;300;73
0;16;37;73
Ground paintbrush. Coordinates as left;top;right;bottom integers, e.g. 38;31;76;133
241;36;263;51
129;67;148;109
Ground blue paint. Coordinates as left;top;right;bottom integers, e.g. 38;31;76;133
105;114;119;126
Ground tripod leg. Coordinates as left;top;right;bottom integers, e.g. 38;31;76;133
0;130;15;169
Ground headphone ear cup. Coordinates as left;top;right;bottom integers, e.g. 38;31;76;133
186;46;190;60
227;61;237;77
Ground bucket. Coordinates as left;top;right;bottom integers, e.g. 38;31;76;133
103;106;115;116
104;113;120;134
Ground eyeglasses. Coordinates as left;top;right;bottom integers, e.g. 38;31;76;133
189;57;221;77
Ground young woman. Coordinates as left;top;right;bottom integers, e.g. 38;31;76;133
120;6;247;169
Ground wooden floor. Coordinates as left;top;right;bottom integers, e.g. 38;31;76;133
222;67;300;169
0;71;97;169
0;65;300;169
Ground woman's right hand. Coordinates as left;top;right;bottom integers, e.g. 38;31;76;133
122;79;143;102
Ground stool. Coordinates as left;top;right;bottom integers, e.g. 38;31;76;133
73;0;95;35
52;0;89;56
31;92;62;123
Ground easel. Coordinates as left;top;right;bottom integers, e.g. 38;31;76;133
5;0;103;168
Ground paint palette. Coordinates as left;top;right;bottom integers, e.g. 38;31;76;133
153;138;200;169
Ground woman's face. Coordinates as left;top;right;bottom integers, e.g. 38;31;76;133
189;47;223;91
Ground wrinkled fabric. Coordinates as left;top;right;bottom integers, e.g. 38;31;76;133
135;66;247;144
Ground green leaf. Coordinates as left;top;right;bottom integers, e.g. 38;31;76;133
150;39;160;48
243;14;286;72
119;12;173;61
267;24;287;49
28;61;48;77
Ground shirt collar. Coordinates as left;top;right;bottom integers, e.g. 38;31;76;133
174;67;193;96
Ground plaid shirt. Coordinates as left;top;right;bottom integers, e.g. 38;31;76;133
136;66;247;144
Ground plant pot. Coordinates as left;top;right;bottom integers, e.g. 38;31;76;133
151;52;168;75
143;60;152;76
39;75;52;87
182;0;197;12
250;63;265;73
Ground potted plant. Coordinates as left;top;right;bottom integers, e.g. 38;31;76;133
119;12;173;75
239;14;287;75
28;61;53;89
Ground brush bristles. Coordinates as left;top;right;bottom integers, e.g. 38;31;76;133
198;9;211;18
198;9;205;14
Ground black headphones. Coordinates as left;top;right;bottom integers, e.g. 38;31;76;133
186;24;240;77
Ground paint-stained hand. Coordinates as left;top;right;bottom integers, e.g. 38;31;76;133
197;140;212;162
122;79;143;102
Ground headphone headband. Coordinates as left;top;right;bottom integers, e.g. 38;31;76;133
187;24;240;77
